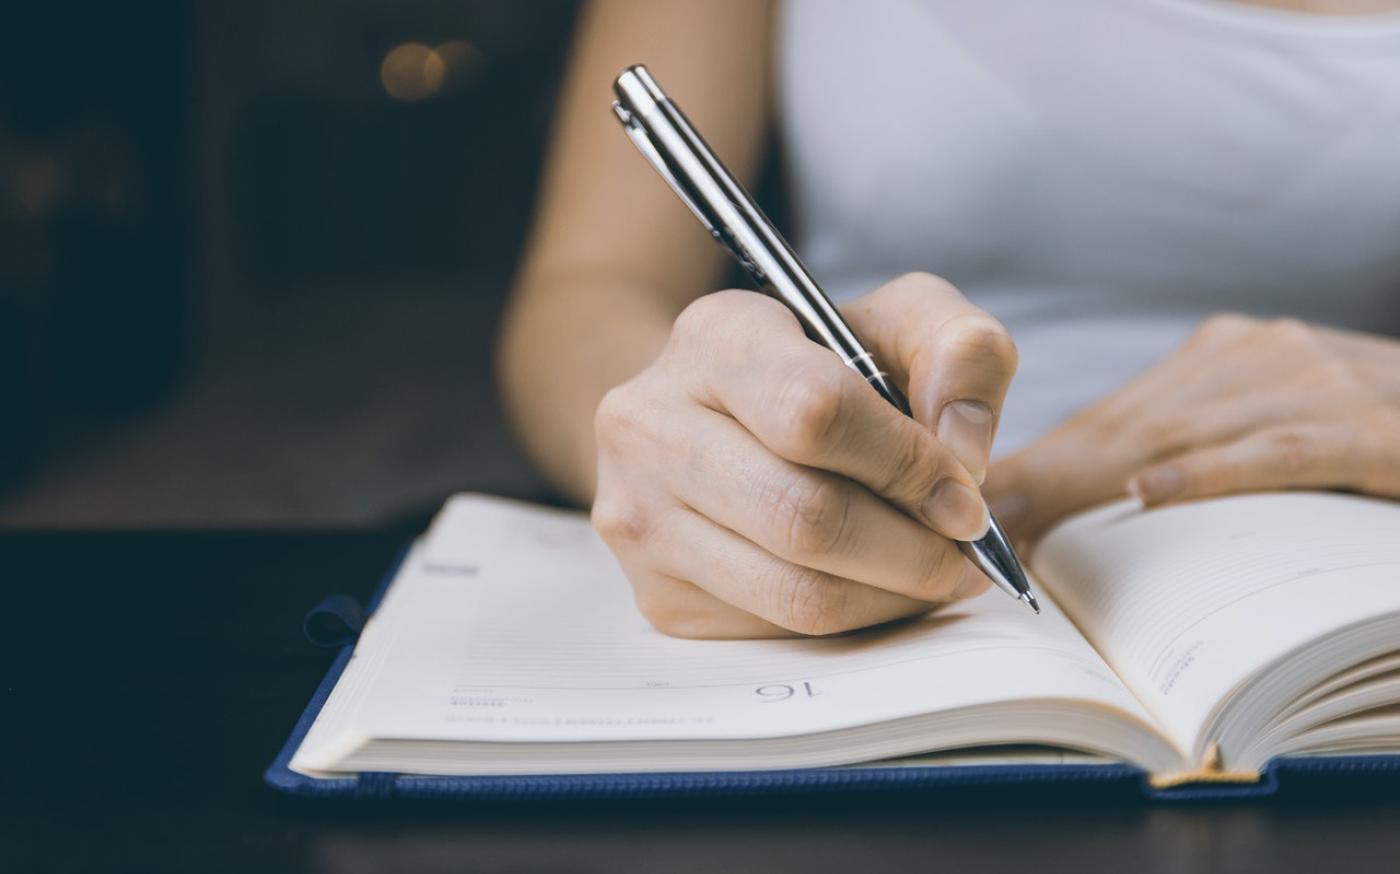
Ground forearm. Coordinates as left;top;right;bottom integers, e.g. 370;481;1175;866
493;0;772;503
498;272;679;504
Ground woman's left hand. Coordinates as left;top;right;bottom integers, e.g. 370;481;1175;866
985;314;1400;549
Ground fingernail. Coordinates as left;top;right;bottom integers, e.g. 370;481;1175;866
922;478;991;541
1132;466;1185;505
937;400;994;484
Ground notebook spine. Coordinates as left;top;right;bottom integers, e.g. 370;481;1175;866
1146;743;1261;790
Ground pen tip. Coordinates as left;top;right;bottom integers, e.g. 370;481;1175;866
1020;591;1041;615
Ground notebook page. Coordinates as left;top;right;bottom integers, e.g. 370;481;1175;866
320;495;1155;751
292;540;434;756
1034;492;1400;758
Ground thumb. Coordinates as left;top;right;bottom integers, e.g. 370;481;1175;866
842;272;1018;483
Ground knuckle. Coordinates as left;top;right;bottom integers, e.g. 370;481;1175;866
1193;312;1255;342
868;271;958;308
673;290;785;347
767;474;852;559
591;495;651;546
594;384;643;446
1263;317;1320;353
938;312;1019;375
1136;415;1192;457
595;382;673;453
672;293;727;339
1268;429;1317;475
770;365;846;458
771;568;848;636
898;270;957;295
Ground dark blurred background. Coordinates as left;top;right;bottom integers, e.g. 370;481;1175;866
0;1;590;527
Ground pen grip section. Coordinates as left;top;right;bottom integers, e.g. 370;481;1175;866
862;370;912;418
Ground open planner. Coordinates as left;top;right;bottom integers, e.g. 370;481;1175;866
268;491;1400;800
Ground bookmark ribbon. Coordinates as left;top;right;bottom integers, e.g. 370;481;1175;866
303;593;368;649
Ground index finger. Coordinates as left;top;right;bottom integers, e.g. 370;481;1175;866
843;273;1018;483
673;292;990;541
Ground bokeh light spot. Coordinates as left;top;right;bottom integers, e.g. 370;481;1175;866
380;42;446;102
434;40;485;90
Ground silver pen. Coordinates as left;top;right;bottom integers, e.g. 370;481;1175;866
612;65;1039;614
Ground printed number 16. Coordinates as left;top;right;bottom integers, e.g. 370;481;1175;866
755;681;821;702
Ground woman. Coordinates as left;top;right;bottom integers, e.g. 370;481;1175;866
498;0;1400;638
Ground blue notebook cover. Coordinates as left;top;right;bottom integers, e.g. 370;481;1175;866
265;545;1400;802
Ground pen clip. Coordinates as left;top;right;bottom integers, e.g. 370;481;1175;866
612;101;722;238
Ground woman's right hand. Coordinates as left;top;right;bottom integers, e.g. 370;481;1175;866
591;272;1019;638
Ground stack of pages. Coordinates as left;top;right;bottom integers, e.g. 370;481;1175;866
281;491;1400;795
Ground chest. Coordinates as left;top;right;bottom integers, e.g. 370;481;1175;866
777;0;1400;298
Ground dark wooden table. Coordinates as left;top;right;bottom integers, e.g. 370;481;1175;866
5;530;1400;873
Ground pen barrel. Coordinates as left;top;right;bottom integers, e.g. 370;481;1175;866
614;67;881;385
850;360;912;417
614;65;896;408
613;64;1040;614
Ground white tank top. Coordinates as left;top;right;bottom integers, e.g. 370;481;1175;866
777;0;1400;453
